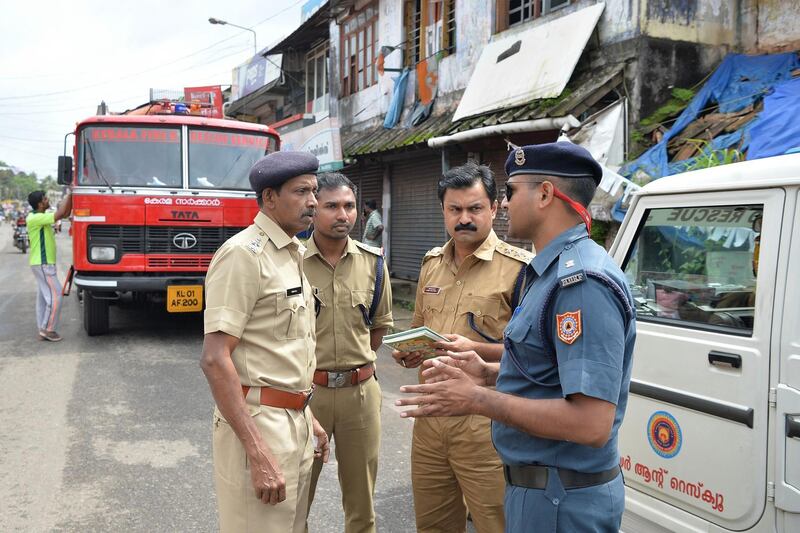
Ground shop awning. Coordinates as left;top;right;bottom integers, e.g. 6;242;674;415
452;2;605;122
267;1;330;55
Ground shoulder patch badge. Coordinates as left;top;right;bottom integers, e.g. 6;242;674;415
556;310;582;344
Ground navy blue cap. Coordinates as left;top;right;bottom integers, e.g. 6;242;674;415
249;151;319;194
504;142;603;185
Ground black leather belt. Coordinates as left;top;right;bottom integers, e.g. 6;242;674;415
504;464;620;490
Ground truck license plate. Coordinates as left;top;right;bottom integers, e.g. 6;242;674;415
167;285;203;313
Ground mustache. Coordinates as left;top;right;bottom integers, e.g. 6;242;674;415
302;209;316;217
454;223;478;232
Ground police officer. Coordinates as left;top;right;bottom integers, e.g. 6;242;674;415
201;151;331;533
303;172;393;533
392;161;531;533
396;142;636;532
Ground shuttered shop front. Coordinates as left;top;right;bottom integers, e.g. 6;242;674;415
344;163;384;241
390;154;447;280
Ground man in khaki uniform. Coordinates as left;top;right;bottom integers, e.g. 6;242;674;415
201;151;331;533
304;173;393;533
392;161;532;533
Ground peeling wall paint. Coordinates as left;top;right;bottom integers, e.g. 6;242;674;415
752;0;800;52
640;0;736;45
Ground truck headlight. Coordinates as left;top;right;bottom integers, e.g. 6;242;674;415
90;246;117;262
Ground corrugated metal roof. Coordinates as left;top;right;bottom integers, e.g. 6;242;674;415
342;112;455;156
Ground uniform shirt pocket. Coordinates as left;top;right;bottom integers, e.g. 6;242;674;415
274;292;307;340
505;320;560;388
421;294;445;321
350;289;374;327
458;296;501;339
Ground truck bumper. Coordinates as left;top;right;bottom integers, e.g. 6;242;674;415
73;274;205;292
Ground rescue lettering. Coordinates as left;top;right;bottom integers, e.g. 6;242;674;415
664;207;760;225
190;131;270;148
670;476;724;513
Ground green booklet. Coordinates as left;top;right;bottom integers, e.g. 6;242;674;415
382;326;448;359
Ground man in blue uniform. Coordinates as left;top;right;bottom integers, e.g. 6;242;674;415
396;142;636;532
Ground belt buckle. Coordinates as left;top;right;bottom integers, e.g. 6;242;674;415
328;371;348;388
302;386;315;409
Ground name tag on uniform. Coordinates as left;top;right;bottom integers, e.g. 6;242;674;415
286;286;302;296
423;286;441;294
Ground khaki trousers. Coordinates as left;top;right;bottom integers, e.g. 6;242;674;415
307;376;382;533
213;405;314;533
411;415;505;533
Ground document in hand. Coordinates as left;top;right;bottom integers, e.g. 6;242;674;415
381;327;448;359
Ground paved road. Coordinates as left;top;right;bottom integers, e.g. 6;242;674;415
0;224;431;532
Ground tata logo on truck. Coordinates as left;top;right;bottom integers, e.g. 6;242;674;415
173;233;197;249
171;211;200;220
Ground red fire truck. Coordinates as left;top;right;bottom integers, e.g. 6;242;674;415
57;101;279;335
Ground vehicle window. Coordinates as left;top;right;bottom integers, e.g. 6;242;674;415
188;129;276;190
623;205;762;335
78;126;182;188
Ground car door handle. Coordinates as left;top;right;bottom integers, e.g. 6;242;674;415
708;351;742;369
787;415;800;439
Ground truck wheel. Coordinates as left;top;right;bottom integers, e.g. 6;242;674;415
83;290;110;336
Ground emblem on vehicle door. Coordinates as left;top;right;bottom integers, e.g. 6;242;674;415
173;232;198;250
647;411;682;459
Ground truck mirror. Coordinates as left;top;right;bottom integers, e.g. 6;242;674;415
57;156;73;185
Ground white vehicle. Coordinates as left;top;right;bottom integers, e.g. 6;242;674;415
612;154;800;532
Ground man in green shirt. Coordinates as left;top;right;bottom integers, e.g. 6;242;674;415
361;200;383;248
27;190;72;342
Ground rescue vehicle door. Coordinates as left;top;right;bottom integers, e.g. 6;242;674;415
615;189;783;530
776;193;800;521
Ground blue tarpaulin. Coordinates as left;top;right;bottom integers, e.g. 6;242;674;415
621;53;800;181
384;69;410;129
748;77;800;159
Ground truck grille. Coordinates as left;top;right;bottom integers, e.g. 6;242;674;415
147;256;213;269
87;225;244;255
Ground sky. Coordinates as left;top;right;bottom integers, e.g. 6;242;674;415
0;0;303;180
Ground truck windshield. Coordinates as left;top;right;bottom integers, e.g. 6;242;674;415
188;128;276;190
78;126;182;188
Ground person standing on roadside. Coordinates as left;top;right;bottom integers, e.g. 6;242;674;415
303;172;393;533
27;189;72;342
201;152;331;533
392;161;531;533
361;199;383;248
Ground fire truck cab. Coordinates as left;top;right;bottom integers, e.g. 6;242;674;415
58;107;278;335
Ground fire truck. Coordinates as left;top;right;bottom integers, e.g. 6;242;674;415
57;101;279;335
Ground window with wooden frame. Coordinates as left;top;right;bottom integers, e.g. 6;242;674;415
404;0;456;68
305;42;329;115
341;2;379;97
496;0;570;32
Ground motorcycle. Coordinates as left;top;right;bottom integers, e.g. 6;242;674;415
13;224;29;253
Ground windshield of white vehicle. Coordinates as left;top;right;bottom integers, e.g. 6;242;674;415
77;126;182;188
188;129;276;190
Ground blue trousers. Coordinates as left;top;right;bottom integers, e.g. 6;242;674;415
504;467;625;532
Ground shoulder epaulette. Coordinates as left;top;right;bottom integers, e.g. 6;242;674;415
495;241;534;264
235;225;268;256
354;240;383;256
556;245;586;288
423;247;444;262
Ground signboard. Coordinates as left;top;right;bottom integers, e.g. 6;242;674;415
279;117;343;172
301;0;326;22
184;85;223;118
231;54;283;101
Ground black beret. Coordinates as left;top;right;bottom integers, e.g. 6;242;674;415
504;142;603;185
249;151;319;194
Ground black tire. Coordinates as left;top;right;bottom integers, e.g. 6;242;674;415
83;290;110;336
20;242;27;253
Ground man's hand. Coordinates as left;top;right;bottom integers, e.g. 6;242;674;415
312;416;330;463
396;359;483;418
392;349;425;369
420;350;491;386
249;450;286;505
433;333;476;356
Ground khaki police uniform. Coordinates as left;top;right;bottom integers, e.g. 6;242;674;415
410;229;532;533
303;236;392;533
205;211;317;533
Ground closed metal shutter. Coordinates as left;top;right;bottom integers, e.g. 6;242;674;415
483;150;532;251
390;154;448;280
342;163;384;240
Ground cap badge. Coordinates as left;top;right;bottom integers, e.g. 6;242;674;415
514;148;526;166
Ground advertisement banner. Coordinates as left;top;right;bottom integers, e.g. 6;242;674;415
279;117;343;172
231;54;283;101
183;85;223;118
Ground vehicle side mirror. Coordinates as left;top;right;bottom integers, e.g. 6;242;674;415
57;156;73;185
